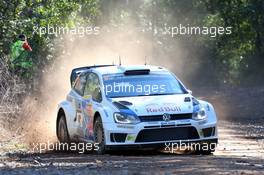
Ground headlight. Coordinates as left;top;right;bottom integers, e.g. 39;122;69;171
113;112;140;124
192;108;207;120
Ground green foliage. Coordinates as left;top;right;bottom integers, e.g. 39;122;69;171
139;0;264;85
0;0;100;79
200;0;264;84
1;0;263;86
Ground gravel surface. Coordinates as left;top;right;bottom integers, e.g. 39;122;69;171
0;87;264;174
0;121;263;175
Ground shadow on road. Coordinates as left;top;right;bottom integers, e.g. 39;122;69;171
1;120;264;174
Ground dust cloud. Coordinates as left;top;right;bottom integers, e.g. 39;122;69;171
19;23;187;147
20;21;221;148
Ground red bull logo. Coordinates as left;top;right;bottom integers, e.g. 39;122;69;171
145;103;181;113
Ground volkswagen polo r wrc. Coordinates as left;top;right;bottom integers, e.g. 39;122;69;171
56;65;218;154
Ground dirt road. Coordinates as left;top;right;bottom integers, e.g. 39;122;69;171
0;120;263;175
1;87;264;174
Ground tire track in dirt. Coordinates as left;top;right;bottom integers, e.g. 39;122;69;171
0;120;264;174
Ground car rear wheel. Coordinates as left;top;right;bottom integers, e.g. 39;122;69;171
94;116;106;154
57;115;70;143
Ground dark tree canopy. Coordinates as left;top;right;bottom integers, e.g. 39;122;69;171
0;0;263;86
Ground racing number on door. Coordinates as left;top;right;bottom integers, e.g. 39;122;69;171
82;72;102;140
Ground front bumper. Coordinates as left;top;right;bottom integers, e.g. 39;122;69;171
104;119;218;146
105;138;218;150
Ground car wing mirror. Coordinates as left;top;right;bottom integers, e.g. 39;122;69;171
187;89;192;95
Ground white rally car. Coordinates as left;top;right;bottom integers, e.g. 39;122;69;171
56;65;218;154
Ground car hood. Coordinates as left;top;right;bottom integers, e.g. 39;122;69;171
111;94;194;116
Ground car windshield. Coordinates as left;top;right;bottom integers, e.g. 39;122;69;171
102;72;187;98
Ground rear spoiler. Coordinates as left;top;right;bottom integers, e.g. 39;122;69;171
70;65;114;87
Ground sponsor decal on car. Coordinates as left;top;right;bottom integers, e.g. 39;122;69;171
86;103;94;136
145;103;181;113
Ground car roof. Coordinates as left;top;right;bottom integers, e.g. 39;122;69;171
70;65;171;87
90;65;168;75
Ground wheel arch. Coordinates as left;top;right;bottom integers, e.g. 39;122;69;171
93;111;101;125
56;100;76;140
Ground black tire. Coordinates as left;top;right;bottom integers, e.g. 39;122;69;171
94;116;106;154
193;143;216;155
57;115;70;143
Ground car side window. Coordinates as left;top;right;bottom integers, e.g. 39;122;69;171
84;73;102;102
73;74;86;96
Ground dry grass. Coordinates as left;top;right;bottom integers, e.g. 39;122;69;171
0;57;27;141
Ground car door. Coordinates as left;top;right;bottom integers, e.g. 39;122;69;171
71;73;87;139
82;72;102;141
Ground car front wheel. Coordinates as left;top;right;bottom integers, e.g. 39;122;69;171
94;116;106;154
